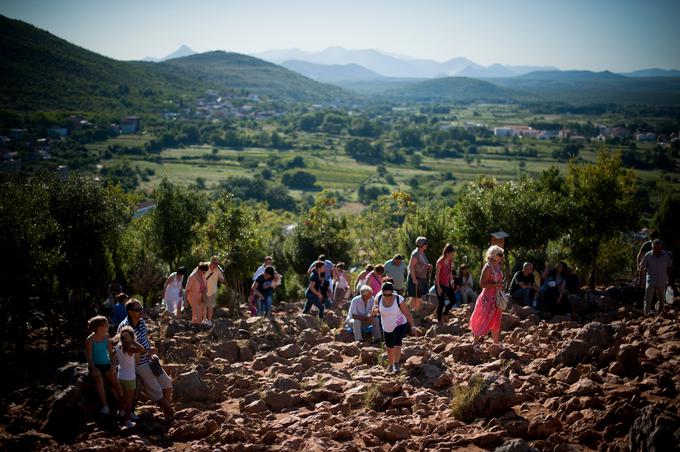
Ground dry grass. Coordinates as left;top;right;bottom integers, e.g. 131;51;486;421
450;375;485;422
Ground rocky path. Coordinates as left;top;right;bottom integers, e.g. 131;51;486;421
1;290;679;451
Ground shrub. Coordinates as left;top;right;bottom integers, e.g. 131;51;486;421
450;375;485;422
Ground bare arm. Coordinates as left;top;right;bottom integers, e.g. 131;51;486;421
399;300;417;332
308;279;322;298
435;259;443;293
84;335;99;375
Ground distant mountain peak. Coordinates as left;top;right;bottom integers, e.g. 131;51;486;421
143;44;197;62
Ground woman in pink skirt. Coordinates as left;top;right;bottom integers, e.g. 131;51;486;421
469;245;505;347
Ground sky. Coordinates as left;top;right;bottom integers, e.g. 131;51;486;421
1;0;679;71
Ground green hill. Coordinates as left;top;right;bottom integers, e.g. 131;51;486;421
165;51;349;102
382;76;530;103
0;15;348;113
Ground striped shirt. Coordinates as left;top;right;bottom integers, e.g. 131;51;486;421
117;317;150;366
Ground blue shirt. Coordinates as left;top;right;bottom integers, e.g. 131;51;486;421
111;303;127;326
118;317;150;366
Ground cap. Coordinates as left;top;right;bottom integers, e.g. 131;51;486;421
415;236;428;247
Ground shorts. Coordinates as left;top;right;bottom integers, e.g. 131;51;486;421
383;323;409;348
136;362;172;402
205;293;216;308
120;378;136;391
407;276;429;298
95;364;111;374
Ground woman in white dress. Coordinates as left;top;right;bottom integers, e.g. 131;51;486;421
163;267;186;317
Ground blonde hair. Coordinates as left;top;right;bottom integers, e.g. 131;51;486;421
486;245;504;261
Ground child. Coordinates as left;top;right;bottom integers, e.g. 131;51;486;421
111;292;129;331
85;315;122;415
114;325;144;427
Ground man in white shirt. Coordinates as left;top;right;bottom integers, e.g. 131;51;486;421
345;285;382;342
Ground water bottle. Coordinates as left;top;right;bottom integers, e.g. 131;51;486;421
666;286;674;305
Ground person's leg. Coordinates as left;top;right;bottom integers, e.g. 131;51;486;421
644;284;655;315
189;298;199;323
302;293;314;314
386;346;394;367
492;327;501;345
655;285;667;313
315;297;325;319
122;388;133;422
105;368;123;400
92;370;108;408
265;294;273;317
351;319;363;341
436;289;447;321
442;286;457;317
206;294;215;321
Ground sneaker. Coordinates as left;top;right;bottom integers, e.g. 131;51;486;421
124;420;135;429
100;406;110;415
393;363;401;373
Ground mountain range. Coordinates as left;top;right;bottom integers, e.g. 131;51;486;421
2;14;680;114
255;47;559;79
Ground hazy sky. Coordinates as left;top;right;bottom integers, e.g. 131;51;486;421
2;0;679;71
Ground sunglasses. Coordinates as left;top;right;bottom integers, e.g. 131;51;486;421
382;291;393;296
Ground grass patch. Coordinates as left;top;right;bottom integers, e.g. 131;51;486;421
362;383;383;411
450;375;485;422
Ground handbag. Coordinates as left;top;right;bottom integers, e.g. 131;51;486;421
491;265;508;310
496;290;509;310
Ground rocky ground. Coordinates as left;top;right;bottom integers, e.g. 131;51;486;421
1;286;679;451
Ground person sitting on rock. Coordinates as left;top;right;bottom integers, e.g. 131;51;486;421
113;325;144;428
303;261;326;319
117;299;174;421
85;315;122;416
457;265;477;306
372;282;417;372
510;262;538;307
251;266;276;317
346;285;382;343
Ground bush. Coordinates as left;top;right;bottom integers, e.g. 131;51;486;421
450;375;485;422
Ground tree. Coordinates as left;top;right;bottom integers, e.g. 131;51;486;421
653;189;680;247
193;193;263;314
0;174;60;351
281;170;317;190
563;151;638;285
150;178;209;270
284;191;352;273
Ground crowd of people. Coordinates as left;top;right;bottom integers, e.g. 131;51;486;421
89;231;674;426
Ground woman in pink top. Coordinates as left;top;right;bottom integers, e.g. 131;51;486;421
469;245;505;348
366;264;385;296
435;244;456;322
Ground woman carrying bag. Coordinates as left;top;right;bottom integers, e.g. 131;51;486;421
469;245;506;349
